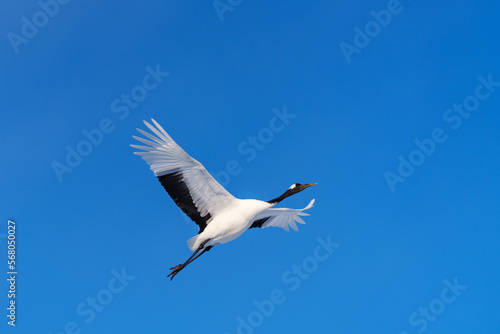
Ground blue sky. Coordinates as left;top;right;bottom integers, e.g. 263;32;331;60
1;0;499;333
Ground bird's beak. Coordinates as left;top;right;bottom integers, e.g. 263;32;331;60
304;183;318;188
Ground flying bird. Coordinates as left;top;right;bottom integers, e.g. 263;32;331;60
131;119;317;280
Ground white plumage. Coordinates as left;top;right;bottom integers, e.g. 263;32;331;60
254;199;315;232
131;119;317;280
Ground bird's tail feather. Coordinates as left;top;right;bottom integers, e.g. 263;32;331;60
187;234;199;252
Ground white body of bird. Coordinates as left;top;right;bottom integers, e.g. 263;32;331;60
188;199;272;251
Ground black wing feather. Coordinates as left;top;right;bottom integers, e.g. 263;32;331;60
249;217;271;229
158;171;211;233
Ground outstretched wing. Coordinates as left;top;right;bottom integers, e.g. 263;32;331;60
131;119;237;233
249;199;315;232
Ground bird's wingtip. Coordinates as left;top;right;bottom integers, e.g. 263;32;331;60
302;199;315;211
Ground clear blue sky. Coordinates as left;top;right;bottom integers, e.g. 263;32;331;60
1;1;499;333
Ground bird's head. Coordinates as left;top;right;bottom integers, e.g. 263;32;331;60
287;183;318;195
268;183;317;204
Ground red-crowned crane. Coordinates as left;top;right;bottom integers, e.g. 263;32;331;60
131;119;317;280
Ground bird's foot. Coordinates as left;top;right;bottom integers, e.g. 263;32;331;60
167;265;184;280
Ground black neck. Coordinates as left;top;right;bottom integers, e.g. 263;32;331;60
267;191;292;205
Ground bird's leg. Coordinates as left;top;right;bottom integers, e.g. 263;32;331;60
169;247;203;272
184;246;212;267
168;246;213;280
167;240;212;280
